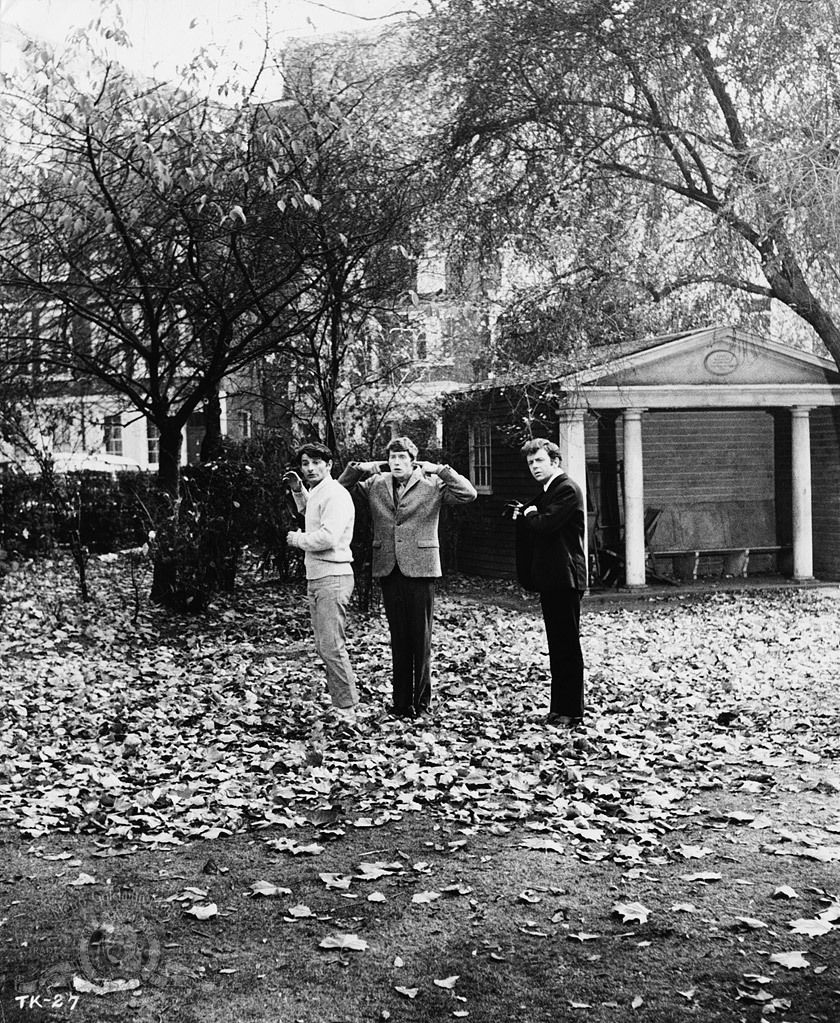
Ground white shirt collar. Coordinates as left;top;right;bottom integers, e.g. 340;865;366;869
543;470;565;492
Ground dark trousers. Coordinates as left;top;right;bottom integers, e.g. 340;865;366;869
380;567;435;714
539;589;584;717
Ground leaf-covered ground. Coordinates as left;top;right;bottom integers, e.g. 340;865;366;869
0;560;839;1021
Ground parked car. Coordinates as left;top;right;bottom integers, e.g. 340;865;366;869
3;453;145;476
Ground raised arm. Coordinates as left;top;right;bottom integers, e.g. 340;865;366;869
288;487;354;553
436;464;478;505
337;461;385;496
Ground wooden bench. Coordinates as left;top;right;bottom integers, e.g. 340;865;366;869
653;545;792;581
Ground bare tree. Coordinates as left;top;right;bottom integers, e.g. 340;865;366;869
0;23;431;599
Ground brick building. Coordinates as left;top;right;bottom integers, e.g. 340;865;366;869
445;326;840;584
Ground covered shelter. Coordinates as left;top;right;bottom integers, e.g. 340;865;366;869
445;326;840;586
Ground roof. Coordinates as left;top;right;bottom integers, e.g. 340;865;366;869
447;325;840;409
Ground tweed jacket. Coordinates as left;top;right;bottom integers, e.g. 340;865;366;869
339;464;477;578
515;471;587;593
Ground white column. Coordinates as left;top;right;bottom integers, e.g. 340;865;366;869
791;406;814;580
623;408;647;587
558;409;588;586
557;409;587;494
219;390;228;438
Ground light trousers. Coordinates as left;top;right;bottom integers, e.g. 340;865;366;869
307;574;358;709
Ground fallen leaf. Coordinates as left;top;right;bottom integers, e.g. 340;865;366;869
67;872;97;887
518;890;542;904
355;863;395;881
769;950;810;969
285;905;313;918
318;933;368;951
412;891;441;904
520;837;564;854
249;880;292;898
678;845;712;859
613;902;650;924
737;987;774;1003
72;976;140;995
434;975;460;989
185;903;218;919
319;873;352;890
818;902;840;922
787;918;832;938
772;885;798;899
442;884;473;896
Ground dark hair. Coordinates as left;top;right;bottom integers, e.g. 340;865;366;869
520;437;562;463
385;436;418;459
295;442;334;463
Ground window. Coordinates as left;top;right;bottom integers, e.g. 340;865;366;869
440;317;454;359
388;326;427;363
469;422;492;494
146;421;159;465
103;414;123;456
238;410;253;439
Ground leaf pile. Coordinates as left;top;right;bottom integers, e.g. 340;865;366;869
0;562;838;874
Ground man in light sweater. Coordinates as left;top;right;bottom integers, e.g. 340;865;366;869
285;442;359;723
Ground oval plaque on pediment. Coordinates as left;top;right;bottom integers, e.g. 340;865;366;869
703;349;740;376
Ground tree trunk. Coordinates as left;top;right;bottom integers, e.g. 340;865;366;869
200;391;224;462
760;243;840;372
150;422;183;605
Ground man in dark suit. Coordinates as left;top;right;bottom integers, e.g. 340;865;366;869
513;438;587;727
340;436;477;718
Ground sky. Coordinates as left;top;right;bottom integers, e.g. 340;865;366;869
0;0;416;91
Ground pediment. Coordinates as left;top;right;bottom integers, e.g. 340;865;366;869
574;327;840;388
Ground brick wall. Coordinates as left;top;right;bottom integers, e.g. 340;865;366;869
449;399;840;581
585;409;790;554
811;407;840;580
445;396;542;579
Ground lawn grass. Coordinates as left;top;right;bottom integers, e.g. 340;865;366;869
0;562;838;1022
2;781;839;1022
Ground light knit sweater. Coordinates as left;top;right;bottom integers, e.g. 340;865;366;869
291;476;355;580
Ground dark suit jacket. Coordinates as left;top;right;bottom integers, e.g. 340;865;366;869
339;464;477;578
515;471;586;592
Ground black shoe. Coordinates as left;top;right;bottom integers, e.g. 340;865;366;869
545;713;583;728
386;705;416;719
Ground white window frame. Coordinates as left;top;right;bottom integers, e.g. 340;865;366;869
469;422;493;494
238;410;253;439
388;325;428;363
146;420;160;465
103;414;123;457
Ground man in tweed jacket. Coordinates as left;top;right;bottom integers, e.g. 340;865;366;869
339;436;477;718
